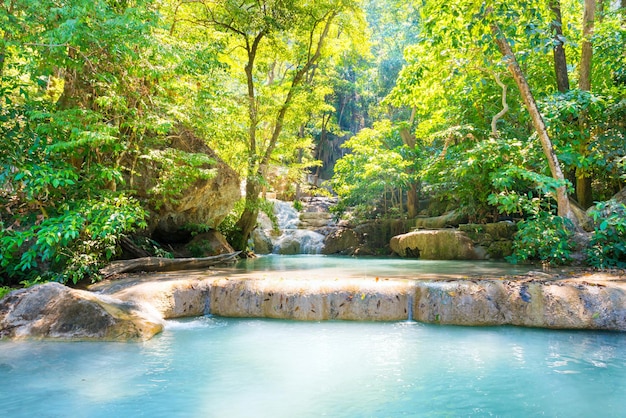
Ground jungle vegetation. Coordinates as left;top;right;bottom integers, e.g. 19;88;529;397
0;0;625;289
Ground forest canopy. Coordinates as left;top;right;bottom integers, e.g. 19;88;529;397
1;0;625;287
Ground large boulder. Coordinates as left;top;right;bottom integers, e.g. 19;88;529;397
390;229;484;259
413;210;468;229
322;220;412;256
322;228;359;255
133;127;240;242
458;222;516;259
0;283;163;341
185;230;235;257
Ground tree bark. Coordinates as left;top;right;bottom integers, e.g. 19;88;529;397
399;108;419;218
550;0;570;93
232;178;262;251
99;252;241;278
490;21;577;225
576;0;597;209
579;0;596;92
490;72;509;136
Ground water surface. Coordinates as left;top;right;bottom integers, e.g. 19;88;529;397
1;317;624;417
234;255;538;280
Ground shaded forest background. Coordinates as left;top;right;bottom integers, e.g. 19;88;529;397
1;0;625;288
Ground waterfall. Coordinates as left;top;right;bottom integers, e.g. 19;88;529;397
204;290;211;316
406;294;414;322
271;200;326;255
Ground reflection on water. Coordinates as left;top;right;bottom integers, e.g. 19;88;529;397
1;318;625;417
234;254;538;279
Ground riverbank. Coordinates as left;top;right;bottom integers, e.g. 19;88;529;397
2;263;625;341
92;266;626;329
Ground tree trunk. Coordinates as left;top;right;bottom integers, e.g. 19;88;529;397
232;178;262;251
407;183;419;218
576;0;596;209
99;252;241;278
490;21;577;225
550;0;570;93
400;114;419;218
234;12;338;250
579;0;596;91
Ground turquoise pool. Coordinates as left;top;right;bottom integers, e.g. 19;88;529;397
1;317;624;417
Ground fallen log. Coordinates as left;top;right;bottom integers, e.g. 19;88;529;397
99;252;241;278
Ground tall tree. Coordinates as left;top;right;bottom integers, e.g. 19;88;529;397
550;0;570;93
576;0;597;208
175;0;354;250
489;18;577;224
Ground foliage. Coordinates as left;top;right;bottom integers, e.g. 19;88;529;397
541;90;626;200
142;150;216;210
187;240;214;258
331;120;413;218
1;0;625;279
1;196;146;285
0;286;11;300
586;200;626;269
508;212;576;266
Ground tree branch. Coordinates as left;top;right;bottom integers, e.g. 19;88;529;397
491;72;508;137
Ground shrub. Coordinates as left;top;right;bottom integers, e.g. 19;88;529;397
508;212;576;265
0;196;147;285
586;200;626;269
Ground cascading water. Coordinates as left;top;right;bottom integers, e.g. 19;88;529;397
270;200;326;255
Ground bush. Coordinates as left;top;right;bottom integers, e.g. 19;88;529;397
586;200;626;269
0;196;147;285
0;286;11;300
508;212;576;265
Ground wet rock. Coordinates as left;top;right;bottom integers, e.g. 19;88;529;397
91;270;626;332
322;228;359;255
413;210;468;229
0;283;163;341
185;230;234;257
390;229;483;260
94;277;211;319
414;277;626;330
251;228;274;254
207;276;412;321
133;127;240;240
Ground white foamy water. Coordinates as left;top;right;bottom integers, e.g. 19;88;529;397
270;201;326;255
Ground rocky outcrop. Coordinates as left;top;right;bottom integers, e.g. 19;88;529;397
4;269;625;341
185;231;235;257
413;210;468;229
208;276;412;321
323;219;412;255
93;274;212;319
132;127;240;242
0;283;163;341
390;229;484;259
390;223;516;260
322;228;360;255
251;228;274;254
458;222;516;259
91;270;626;331
414;276;626;330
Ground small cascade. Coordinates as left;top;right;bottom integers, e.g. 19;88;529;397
406;294;415;322
271;200;326;255
204;290;211;316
